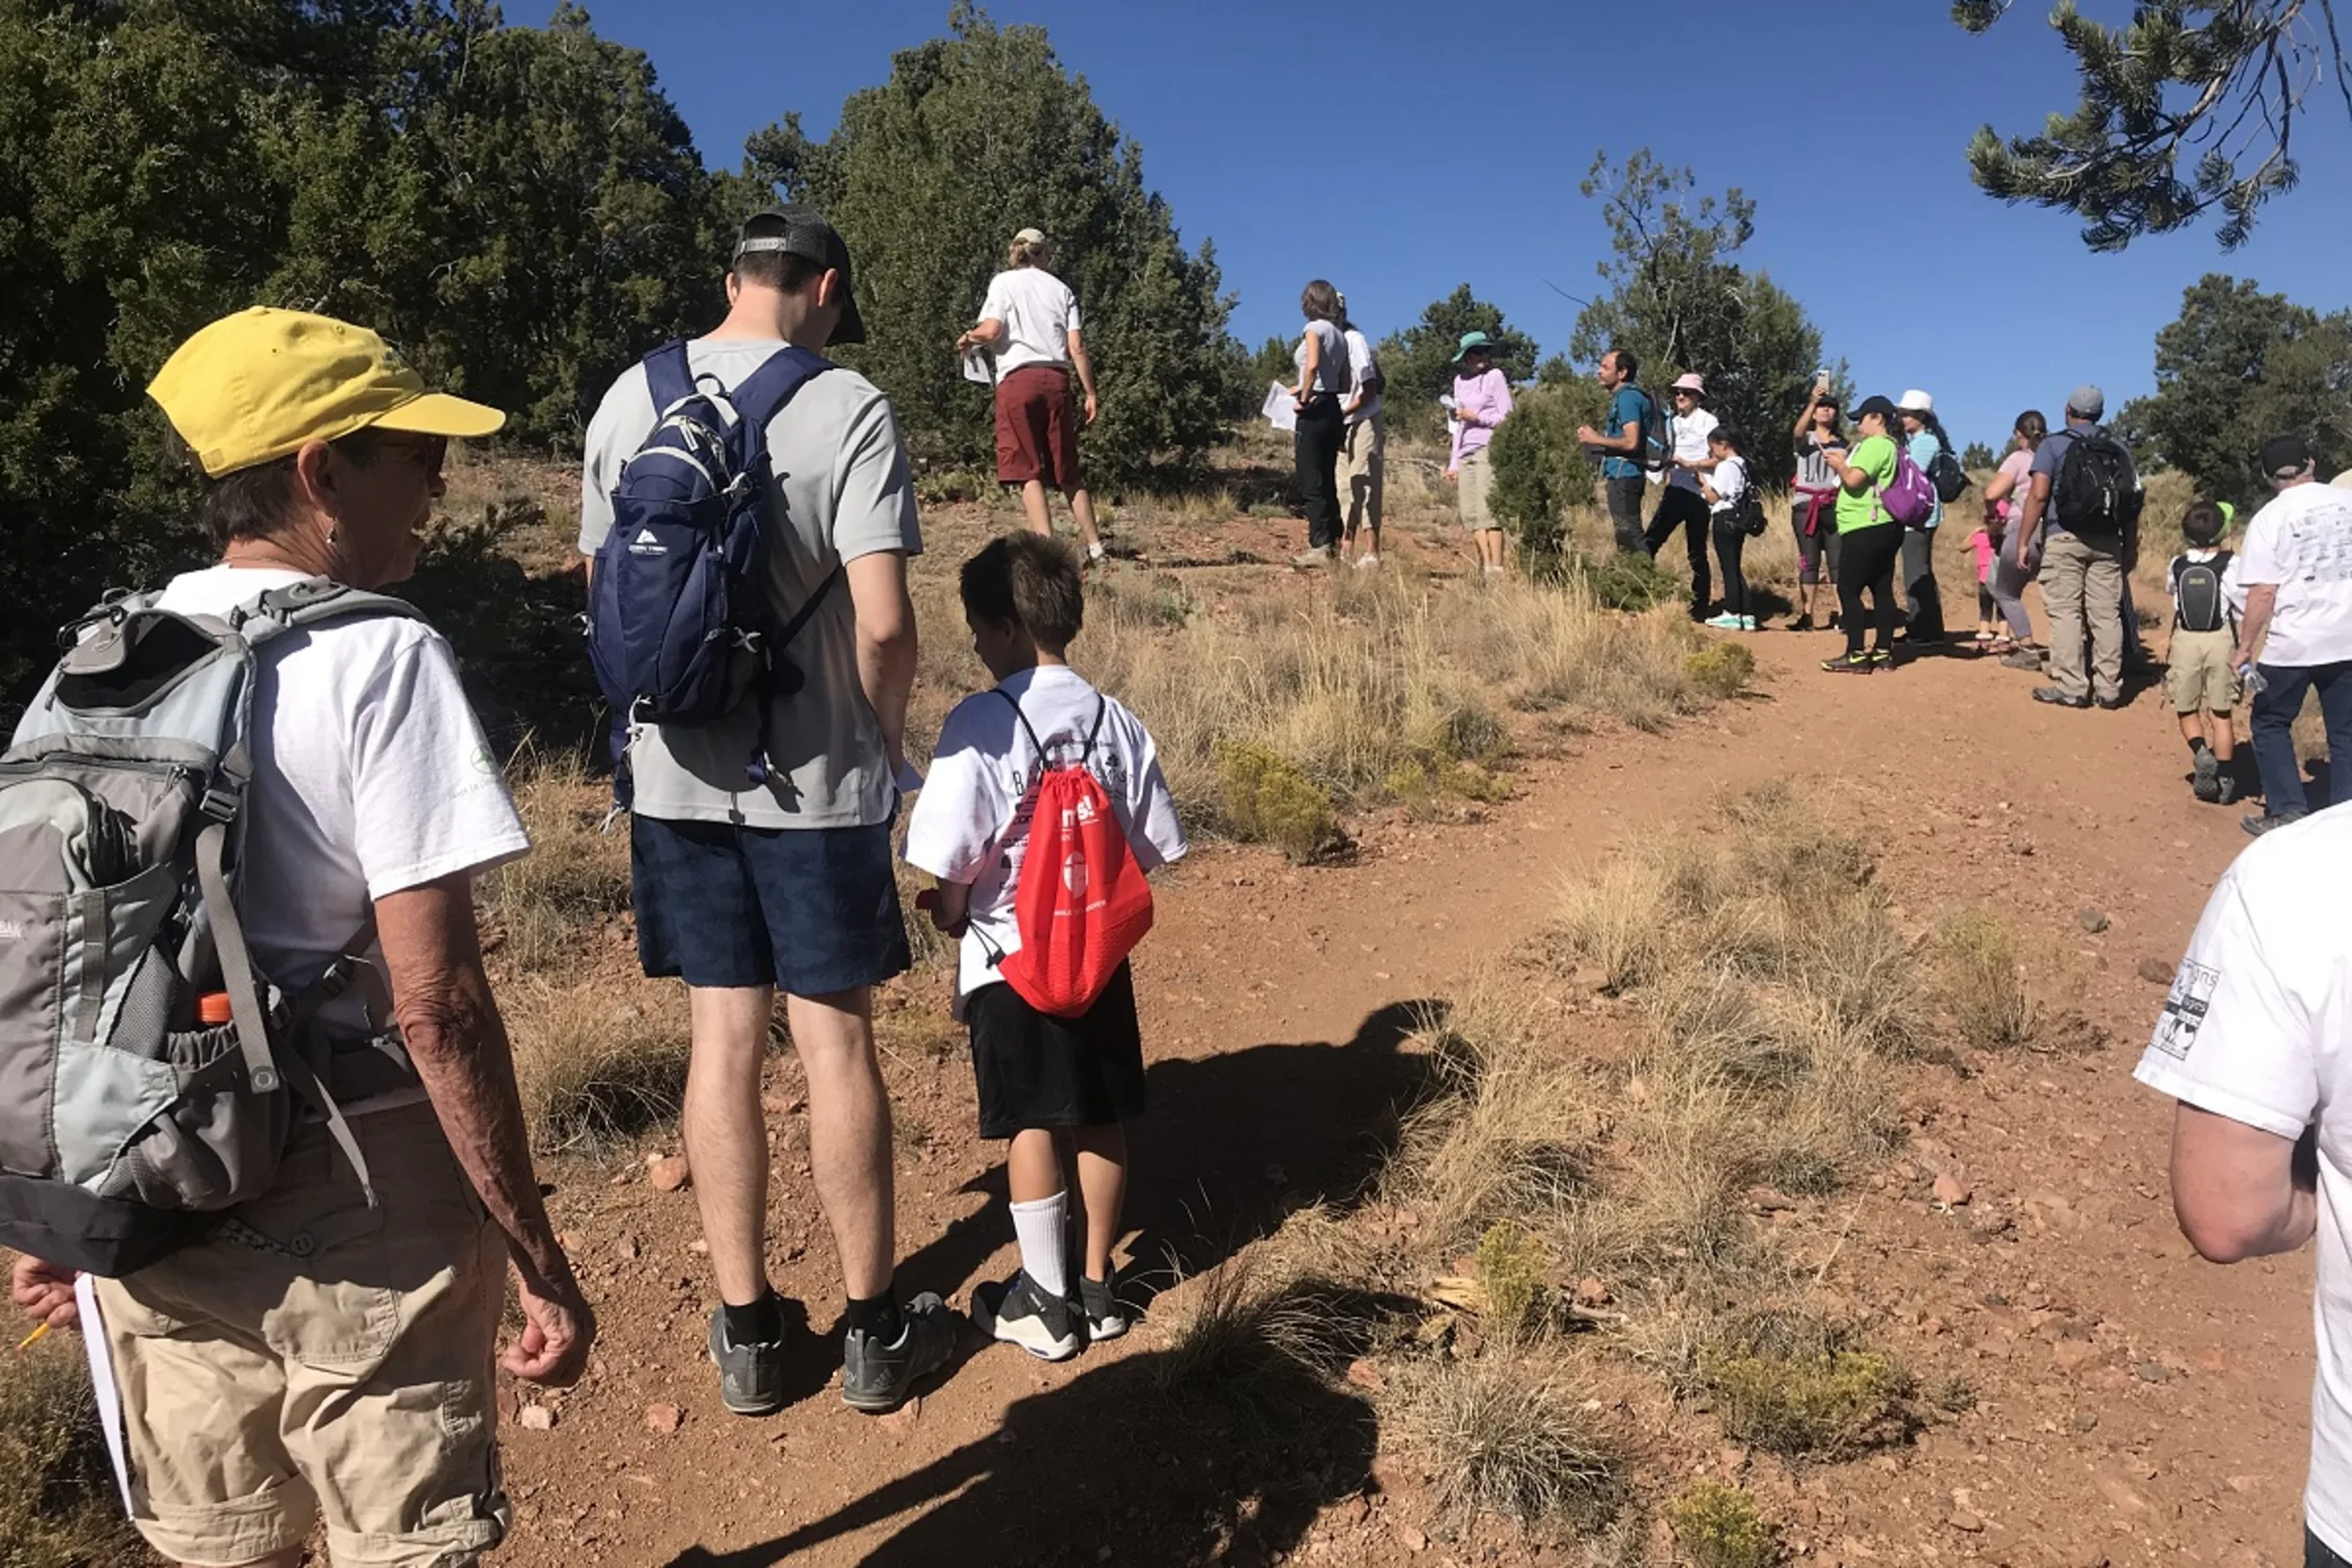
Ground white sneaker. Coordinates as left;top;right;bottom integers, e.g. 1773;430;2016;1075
1355;552;1380;570
1086;541;1107;563
1292;546;1334;568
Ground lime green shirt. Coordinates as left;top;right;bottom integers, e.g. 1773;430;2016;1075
1835;433;1901;534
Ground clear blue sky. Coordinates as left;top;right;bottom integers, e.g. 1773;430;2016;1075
575;0;2349;451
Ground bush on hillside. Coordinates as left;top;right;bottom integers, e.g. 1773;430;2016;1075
1215;742;1341;862
1486;382;1606;569
1683;641;1756;700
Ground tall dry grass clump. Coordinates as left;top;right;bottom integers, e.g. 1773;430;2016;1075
479;745;630;972
0;1341;146;1568
1381;1349;1623;1530
1934;906;2035;1048
502;979;691;1149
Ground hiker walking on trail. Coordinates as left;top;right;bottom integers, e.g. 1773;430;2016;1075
1981;410;2045;663
2164;499;2245;808
1579;346;1658;554
2136;808;2352;1568
1895;390;1954;645
1821;395;1908;674
957;227;1106;563
1336;295;1385;569
1447;331;1514;577
1289;280;1353;568
7;307;591;1567
579;207;955;1417
1788;377;1846;630
905;533;1186;1363
2014;384;2141;710
1645;372;1719;620
2232;435;2352;837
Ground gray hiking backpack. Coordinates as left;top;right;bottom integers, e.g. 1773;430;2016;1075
0;580;416;1276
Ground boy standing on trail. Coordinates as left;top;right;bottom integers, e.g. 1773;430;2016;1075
2164;499;2243;805
905;533;1187;1361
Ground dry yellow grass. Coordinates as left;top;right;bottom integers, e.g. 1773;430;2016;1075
0;1338;149;1568
479;744;630;972
502;977;691;1149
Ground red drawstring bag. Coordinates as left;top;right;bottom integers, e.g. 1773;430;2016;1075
988;692;1154;1017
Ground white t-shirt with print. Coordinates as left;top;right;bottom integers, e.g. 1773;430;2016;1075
903;664;1186;1006
151;567;529;1056
1706;455;1750;515
979;268;1082;376
1668;408;1719;493
2134;812;2352;1560
579;339;924;829
1342;327;1381;428
2238;481;2352;668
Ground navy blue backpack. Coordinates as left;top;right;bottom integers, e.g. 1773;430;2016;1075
587;340;836;788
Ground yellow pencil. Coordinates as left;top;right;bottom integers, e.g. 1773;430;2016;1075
16;1321;52;1351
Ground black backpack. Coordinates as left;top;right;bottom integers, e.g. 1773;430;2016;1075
1928;443;1968;504
2053;431;2136;536
2174;549;2233;634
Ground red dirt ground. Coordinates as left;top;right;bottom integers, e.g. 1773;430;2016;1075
490;514;2310;1568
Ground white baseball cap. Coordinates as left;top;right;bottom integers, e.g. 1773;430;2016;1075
1896;388;1935;414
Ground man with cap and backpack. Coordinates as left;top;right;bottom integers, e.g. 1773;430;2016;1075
2233;434;2352;836
579;206;955;1418
5;307;592;1567
2013;384;2143;710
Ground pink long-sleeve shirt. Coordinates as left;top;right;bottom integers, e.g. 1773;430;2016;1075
1450;368;1513;469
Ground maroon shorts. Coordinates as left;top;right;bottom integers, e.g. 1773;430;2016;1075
994;364;1082;489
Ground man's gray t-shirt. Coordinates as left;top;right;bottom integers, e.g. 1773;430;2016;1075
2030;421;2139;538
579;337;923;829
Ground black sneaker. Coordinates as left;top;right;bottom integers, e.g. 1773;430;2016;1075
1821;651;1873;674
971;1271;1080;1362
2192;749;2222;802
1866;647;1893;669
841;1293;957;1412
1076;1275;1130;1343
708;1302;788;1416
2243;809;2309;838
2032;687;2090;709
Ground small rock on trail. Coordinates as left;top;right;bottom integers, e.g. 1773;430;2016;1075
644;1401;684;1434
2137;956;2175;984
646;1153;692;1193
2078;906;2110;934
1933;1170;1973;1207
516;1403;555;1431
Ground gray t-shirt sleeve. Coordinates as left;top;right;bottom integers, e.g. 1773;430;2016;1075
827;387;923;563
577;368;651;556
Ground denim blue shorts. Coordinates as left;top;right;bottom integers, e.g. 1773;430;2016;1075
629;814;911;996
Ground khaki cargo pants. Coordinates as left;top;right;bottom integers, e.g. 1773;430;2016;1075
94;1102;509;1567
1340;413;1384;540
2042;531;2126;704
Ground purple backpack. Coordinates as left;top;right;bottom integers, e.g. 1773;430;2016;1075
1876;447;1937;528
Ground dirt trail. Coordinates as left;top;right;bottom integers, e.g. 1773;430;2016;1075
496;589;2311;1568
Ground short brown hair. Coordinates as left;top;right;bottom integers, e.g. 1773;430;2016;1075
960;532;1085;652
1300;279;1343;324
163;421;389;548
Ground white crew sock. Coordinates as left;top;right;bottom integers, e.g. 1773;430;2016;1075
1009;1192;1070;1298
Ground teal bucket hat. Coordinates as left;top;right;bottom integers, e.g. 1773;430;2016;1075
1452;331;1494;364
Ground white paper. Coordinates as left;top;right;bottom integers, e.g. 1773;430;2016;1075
894;759;925;793
960;346;996;386
1261;380;1297;433
75;1275;135;1517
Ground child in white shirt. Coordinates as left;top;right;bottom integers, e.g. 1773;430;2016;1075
1699;424;1757;630
2164;499;2243;805
904;532;1186;1361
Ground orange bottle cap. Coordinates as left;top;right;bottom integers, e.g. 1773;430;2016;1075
197;992;233;1026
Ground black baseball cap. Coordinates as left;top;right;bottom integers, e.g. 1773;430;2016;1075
1849;394;1899;422
2261;433;2314;481
733;206;866;346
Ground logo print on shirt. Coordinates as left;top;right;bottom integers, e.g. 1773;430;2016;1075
0;919;22;941
2149;960;2220;1060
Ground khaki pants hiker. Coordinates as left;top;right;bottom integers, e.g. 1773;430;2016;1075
94;1103;509;1568
2042;531;2125;704
1340;415;1383;540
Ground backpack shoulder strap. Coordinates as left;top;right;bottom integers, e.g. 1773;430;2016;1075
992;687;1051;762
728;347;835;436
643;338;694;413
230;580;430;648
1081;694;1109;761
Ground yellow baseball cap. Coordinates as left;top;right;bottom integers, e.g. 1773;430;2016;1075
147;307;504;478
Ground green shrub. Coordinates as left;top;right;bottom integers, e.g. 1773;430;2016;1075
1216;742;1340;861
1567;549;1682;612
1683;641;1756;700
1475;1220;1548;1337
1667;1479;1781;1568
1486;382;1608;568
1707;1336;1913;1459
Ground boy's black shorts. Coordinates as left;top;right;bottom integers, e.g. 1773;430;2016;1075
966;962;1145;1140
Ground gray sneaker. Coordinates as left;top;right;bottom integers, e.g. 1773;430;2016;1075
2001;647;2044;671
841;1293;957;1413
2192;747;2222;802
707;1304;788;1416
2244;809;2309;838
